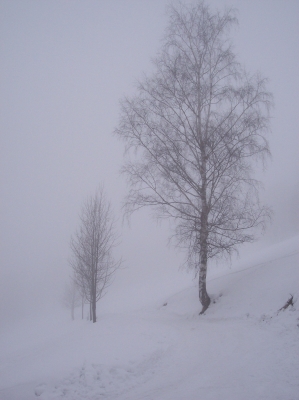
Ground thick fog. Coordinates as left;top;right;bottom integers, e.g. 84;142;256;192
1;0;298;326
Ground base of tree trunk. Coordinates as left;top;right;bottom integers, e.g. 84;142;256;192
199;295;211;315
198;264;210;314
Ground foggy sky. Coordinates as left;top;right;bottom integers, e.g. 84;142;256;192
1;0;298;325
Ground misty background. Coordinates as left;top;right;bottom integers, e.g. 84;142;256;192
1;0;298;326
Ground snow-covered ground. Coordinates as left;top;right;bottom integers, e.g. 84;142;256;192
0;236;298;400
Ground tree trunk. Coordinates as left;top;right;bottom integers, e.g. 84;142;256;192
198;197;211;314
198;262;210;314
92;299;96;323
90;277;97;323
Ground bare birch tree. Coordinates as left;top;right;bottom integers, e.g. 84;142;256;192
115;1;272;314
70;187;120;323
62;278;81;320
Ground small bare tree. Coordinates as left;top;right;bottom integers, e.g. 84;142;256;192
70;187;120;323
115;1;272;313
62;278;81;320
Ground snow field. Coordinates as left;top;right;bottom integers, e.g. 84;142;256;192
0;236;298;399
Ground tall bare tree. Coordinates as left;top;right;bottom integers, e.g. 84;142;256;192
115;1;272;313
70;187;120;322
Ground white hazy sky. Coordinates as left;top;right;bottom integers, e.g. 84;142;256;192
1;0;298;325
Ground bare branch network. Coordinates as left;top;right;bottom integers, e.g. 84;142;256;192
115;1;272;313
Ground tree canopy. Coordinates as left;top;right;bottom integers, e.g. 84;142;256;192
115;1;272;313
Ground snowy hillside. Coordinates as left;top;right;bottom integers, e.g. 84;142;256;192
0;236;298;400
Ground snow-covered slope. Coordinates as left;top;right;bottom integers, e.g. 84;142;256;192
0;236;298;400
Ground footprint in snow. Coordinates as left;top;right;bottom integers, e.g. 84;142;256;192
34;383;47;396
